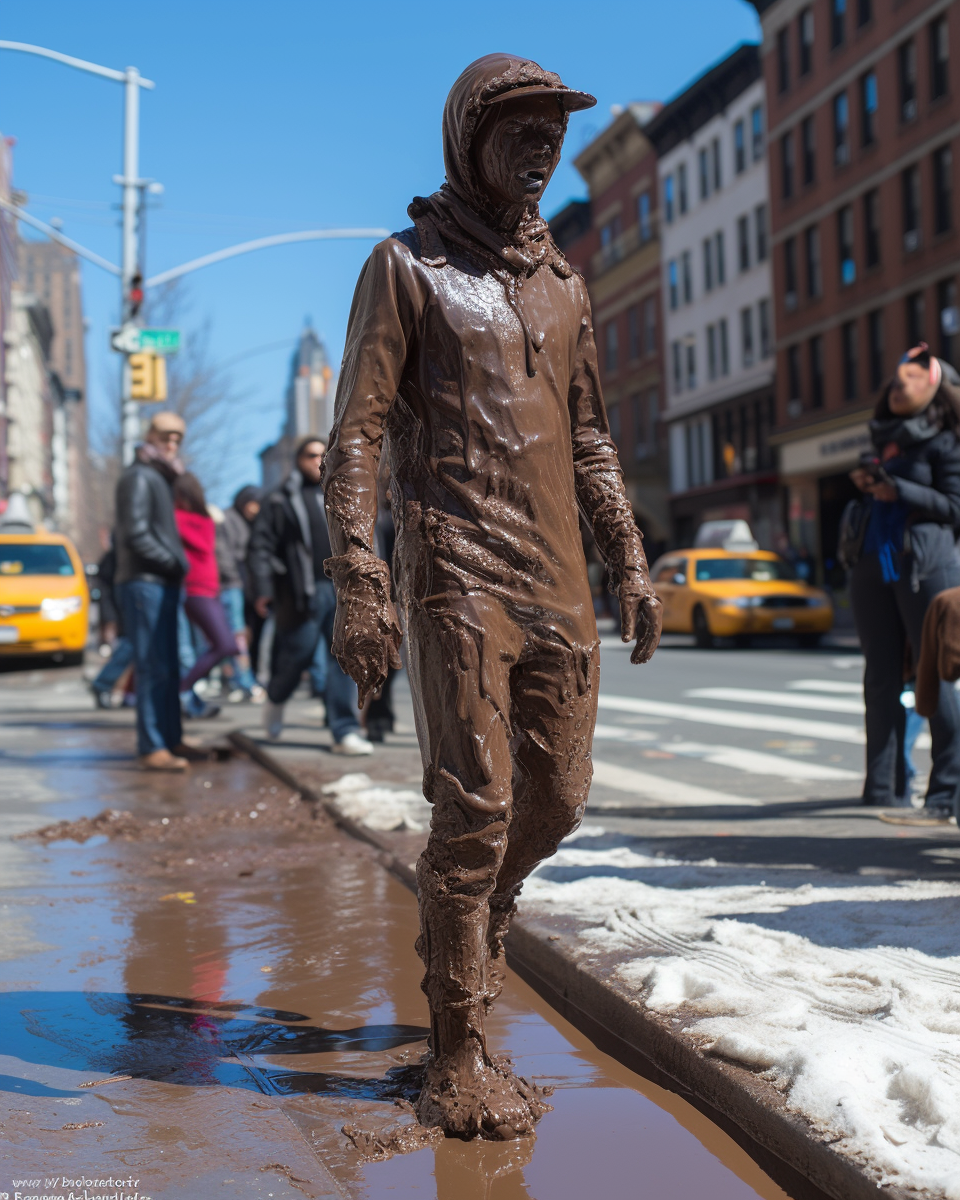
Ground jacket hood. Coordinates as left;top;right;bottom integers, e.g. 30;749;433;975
233;485;260;516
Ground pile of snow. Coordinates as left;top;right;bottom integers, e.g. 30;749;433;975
322;772;431;832
527;831;960;1197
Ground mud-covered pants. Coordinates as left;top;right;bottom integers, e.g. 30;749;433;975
405;589;599;1054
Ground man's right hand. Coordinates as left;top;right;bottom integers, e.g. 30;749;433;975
254;596;271;619
325;552;403;708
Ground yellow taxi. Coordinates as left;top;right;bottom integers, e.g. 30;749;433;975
0;525;89;662
649;548;833;648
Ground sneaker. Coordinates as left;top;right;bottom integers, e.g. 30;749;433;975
264;701;284;741
172;742;212;763
249;685;266;704
226;688;247;704
332;731;374;756
878;807;956;826
90;684;113;710
140;749;188;772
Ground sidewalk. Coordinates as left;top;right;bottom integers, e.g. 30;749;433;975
239;678;960;1200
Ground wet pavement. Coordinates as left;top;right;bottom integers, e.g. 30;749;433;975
1;663;797;1199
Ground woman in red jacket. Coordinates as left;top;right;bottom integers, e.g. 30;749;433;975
173;473;238;694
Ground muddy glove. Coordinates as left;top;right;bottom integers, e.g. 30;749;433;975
325;550;403;707
618;568;663;664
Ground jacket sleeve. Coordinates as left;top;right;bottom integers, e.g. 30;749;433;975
567;286;648;588
322;240;420;559
117;468;183;579
247;500;281;601
895;435;960;526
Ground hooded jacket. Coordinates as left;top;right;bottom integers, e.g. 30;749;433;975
322;54;646;648
219;486;260;594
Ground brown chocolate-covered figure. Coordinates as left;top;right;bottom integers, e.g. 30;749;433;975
323;53;662;1139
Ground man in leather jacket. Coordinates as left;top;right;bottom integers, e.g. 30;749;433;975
115;411;192;771
322;54;662;1139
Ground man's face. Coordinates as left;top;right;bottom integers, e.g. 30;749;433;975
890;361;939;416
472;93;565;208
147;428;183;462
241;499;260;522
297;442;325;485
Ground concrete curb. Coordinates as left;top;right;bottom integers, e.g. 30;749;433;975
229;730;911;1200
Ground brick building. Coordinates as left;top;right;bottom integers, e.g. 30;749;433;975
550;102;668;553
751;0;959;583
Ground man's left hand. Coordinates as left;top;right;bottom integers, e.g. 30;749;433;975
619;579;663;665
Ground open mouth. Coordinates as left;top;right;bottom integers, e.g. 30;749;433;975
518;169;546;192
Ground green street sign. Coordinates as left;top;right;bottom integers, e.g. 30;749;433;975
139;328;180;353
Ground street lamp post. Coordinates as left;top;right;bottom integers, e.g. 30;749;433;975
0;42;155;463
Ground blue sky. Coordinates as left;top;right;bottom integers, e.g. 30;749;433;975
0;0;759;503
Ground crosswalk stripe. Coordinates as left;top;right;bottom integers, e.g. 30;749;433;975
597;695;866;744
667;741;861;782
787;679;863;695
590;759;762;807
685;687;863;715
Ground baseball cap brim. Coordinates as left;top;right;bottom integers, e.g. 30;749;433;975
482;84;597;112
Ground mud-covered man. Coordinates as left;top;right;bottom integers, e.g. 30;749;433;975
322;53;662;1139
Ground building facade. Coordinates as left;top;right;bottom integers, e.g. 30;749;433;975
648;44;780;549
751;0;960;582
259;323;336;491
551;102;669;554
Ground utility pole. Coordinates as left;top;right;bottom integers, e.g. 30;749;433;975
120;66;144;465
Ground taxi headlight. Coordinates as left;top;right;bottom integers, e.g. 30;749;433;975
40;595;83;621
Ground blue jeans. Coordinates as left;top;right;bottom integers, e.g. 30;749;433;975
221;586;257;692
267;579;360;742
117;580;182;756
92;636;134;694
309;634;328;697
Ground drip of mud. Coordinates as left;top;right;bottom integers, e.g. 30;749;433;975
0;698;803;1200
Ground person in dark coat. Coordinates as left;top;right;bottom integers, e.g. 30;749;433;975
217;484;263;698
247;436;370;754
848;345;960;821
90;540;133;708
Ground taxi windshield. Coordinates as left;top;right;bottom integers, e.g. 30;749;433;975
0;544;74;576
695;557;796;582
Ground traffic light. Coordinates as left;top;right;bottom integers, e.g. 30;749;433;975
129;353;168;401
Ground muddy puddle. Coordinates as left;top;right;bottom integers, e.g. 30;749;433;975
0;711;800;1199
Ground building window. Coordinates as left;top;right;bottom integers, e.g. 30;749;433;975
751;105;764;160
638;191;652;242
902;164;921;250
868;308;884;390
777;26;791;93
759;299;772;359
714;231;726;286
664;175;675;224
838;205;856;286
737;215;750;272
833;91;850;165
672;341;683;392
781;131;795;198
805;224;822;297
702;237;714;292
605;321;619;373
682;249;693;303
734;119;746;173
668;259;679;309
799;7;814;76
934;145;953;234
788;345;802;406
631;393;644;460
899;39;917;122
931;16;949;102
646;389;659;455
685;341;697;390
857;0;871;27
861;70;878;146
831;0;846;49
608;402;621;445
801;114;816;185
678;162;689;214
627;305;641;361
938;278;957;362
712;137;722;191
699;146;710;200
741;307;755;368
755;203;768;260
784;236;798;310
810;335;825;407
707;324;718;380
906;290;925;345
864;187;881;267
841;321;858;399
644;297;657;356
719;318;730;376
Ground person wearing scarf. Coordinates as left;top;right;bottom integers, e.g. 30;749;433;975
321;54;662;1139
849;345;960;819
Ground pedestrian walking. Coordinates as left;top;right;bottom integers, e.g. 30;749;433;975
114;411;196;771
89;540;134;709
248;436;371;755
842;345;960;819
173;472;240;698
218;485;265;701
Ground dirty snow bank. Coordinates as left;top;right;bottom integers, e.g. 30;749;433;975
527;833;960;1198
323;773;431;832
